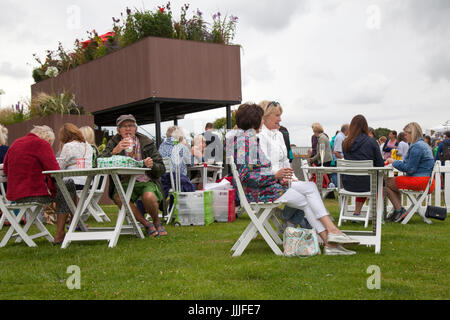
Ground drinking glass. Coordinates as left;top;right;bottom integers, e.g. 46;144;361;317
319;143;325;167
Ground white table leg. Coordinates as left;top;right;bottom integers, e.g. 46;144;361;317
59;175;94;249
109;174;144;248
203;166;207;188
375;172;383;254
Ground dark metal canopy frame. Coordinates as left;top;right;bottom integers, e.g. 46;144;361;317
93;97;240;148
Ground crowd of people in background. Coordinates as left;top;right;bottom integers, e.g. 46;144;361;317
0;106;448;253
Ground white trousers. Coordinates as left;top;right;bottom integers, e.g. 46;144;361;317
278;181;329;234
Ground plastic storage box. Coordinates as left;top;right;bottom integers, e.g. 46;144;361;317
174;191;214;226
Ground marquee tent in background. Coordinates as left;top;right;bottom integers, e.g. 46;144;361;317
426;120;450;137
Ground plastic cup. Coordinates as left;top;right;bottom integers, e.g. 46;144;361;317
125;136;134;153
76;158;85;169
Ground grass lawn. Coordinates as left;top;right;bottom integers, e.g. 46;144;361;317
0;199;449;300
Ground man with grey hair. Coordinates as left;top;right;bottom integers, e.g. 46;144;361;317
101;114;167;237
3;125;59;209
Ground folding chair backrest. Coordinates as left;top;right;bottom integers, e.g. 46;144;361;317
93;174;108;192
228;156;253;214
0;164;8;207
336;159;373;190
163;156;182;193
300;159;310;181
0;164;6;199
163;157;176;192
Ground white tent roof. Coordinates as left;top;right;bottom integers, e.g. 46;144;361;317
426;120;450;136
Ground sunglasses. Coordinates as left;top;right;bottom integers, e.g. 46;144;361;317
267;101;279;109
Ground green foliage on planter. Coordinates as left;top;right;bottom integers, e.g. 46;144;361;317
32;3;239;83
0;92;86;126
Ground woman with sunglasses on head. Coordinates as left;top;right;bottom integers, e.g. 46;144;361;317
257;101;311;230
232;103;359;255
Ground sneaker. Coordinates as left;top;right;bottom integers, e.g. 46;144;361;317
394;208;408;223
327;233;360;245
324;245;356;256
385;211;396;222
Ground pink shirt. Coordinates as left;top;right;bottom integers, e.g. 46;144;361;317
384;140;397;160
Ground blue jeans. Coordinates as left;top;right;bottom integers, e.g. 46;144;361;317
282;206;312;229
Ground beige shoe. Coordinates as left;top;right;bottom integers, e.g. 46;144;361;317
327;233;360;245
324;245;356;256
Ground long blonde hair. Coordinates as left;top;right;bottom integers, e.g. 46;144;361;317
403;122;423;143
79;126;96;146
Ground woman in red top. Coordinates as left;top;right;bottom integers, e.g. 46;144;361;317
3;125;60;204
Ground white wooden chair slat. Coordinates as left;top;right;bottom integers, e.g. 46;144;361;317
162;157;181;224
399;161;440;225
336;159;375;228
77;174;111;223
228;156;284;257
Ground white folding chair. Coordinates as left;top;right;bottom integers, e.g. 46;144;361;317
399;161;440;225
228;156;286;257
0;165;9;230
77;174;111;223
0;169;54;247
433;160;450;213
336;159;375;228
162;156;182;224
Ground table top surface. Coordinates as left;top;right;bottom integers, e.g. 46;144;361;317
43;167;151;177
305;166;393;172
188;164;223;169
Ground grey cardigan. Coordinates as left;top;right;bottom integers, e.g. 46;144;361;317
310;133;333;164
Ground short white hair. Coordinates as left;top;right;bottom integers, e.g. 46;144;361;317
30;125;55;145
171;127;185;142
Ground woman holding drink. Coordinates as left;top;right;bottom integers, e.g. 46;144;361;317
233;103;359;255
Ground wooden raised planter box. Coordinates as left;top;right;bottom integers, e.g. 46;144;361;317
31;36;242;123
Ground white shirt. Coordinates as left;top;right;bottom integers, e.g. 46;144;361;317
257;125;298;180
58;141;93;185
397;141;409;158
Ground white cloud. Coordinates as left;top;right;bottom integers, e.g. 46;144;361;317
340;73;391;105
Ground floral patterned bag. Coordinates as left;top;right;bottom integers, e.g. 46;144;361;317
283;227;320;257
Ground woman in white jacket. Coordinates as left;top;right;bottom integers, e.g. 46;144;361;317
256;101;356;255
257;103;322;235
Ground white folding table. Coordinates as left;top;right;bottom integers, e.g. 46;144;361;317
305;166;392;254
187;163;223;187
43;167;150;248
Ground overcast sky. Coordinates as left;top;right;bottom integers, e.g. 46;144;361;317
1;0;449;146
